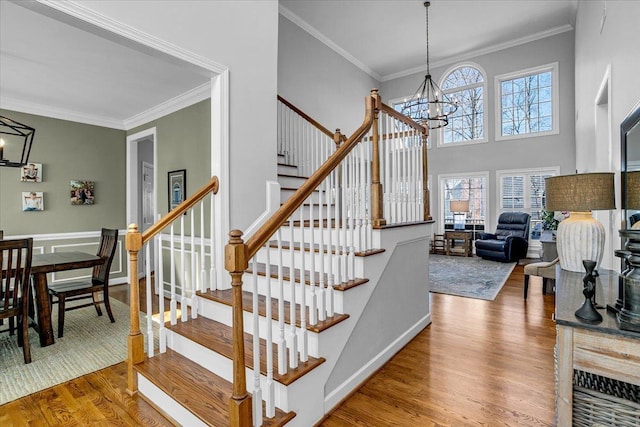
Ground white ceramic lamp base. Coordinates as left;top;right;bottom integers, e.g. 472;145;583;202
556;211;605;273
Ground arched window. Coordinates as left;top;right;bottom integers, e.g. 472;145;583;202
440;65;486;145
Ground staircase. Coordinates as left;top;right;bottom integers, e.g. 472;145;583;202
124;89;434;426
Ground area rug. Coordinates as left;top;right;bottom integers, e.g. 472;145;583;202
429;254;516;300
0;298;149;405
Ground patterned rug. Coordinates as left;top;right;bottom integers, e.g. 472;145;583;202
0;298;148;405
429;254;516;300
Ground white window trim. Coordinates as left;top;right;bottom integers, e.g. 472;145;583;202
388;95;433;149
494;62;560;141
437;62;489;147
438;171;490;234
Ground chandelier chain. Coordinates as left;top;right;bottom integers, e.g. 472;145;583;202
425;1;430;74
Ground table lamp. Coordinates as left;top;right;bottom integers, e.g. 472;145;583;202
544;173;615;272
450;199;469;230
627;170;640;229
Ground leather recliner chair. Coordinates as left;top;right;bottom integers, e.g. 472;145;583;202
475;212;531;262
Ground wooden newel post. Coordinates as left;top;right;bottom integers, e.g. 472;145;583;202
225;230;252;427
125;223;145;396
370;88;386;228
421;120;432;221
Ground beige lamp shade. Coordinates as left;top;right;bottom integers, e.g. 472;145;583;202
545;172;615;212
627;170;640;210
450;200;469;212
544;173;615;272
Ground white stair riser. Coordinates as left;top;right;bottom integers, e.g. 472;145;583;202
166;328;295;410
197;296;323;358
253;248;363;277
239;274;345;310
278;175;307;188
280;188;328;205
277;163;298;175
137;375;208;427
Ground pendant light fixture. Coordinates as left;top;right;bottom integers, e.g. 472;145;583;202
0;115;36;167
401;1;458;129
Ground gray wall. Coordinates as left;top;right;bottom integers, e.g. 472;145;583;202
129;100;211;217
381;31;576;233
575;1;640;174
77;0;280;231
573;1;640;269
278;14;380;137
0;109;126;235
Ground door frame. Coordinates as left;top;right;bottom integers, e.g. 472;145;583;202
126;128;157;228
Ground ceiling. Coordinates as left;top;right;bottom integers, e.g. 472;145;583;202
0;0;578;130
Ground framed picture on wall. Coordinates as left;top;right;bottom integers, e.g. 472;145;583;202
70;180;95;205
168;169;186;211
20;162;42;182
22;191;44;211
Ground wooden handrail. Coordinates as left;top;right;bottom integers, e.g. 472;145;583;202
125;174;219;397
278;95;336;140
379;102;427;133
247;92;376;259
141;176;219;245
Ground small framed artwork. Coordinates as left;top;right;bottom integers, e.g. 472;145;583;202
23;191;44;211
70;180;95;205
21;162;42;182
168;169;186;211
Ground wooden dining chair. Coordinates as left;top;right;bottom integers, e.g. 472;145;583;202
0;238;34;364
48;228;118;338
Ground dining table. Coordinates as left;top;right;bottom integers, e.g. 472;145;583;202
30;251;105;347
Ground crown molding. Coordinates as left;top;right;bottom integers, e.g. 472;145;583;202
0;97;126;129
279;4;382;82
123;82;211;129
380;24;574;82
1;82;211;131
34;0;226;75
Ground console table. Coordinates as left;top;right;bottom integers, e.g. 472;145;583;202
444;230;472;257
555;268;640;426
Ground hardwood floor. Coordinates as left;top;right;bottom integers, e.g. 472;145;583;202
0;265;556;426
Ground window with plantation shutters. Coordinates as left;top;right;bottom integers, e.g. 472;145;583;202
497;167;559;241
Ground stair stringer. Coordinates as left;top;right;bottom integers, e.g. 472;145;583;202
312;222;434;423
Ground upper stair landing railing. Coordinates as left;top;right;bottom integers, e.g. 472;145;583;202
278;96;346;178
226;89;431;426
125;176;219;396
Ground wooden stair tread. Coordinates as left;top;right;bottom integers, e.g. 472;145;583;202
267;240;384;258
198;289;349;333
167;317;325;386
135;349;295;427
247;262;369;291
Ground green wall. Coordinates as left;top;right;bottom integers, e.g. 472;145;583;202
0;109;126;235
128;99;211;216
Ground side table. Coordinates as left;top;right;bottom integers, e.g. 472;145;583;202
444;230;472;257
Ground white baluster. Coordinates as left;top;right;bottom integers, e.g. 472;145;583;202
200;201;206;292
157;229;166;353
276;230;287;375
145;240;154;357
288;220;298;369
309;188;318;326
252;260;262;427
209;193;217;291
265;244;275;418
180;216;187;322
299;207;308;363
190;210;198;318
170;223;177;325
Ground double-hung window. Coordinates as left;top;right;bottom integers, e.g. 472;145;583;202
439;172;488;235
495;62;559;140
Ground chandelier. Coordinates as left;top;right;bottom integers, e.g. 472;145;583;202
0;115;35;167
401;1;458;129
